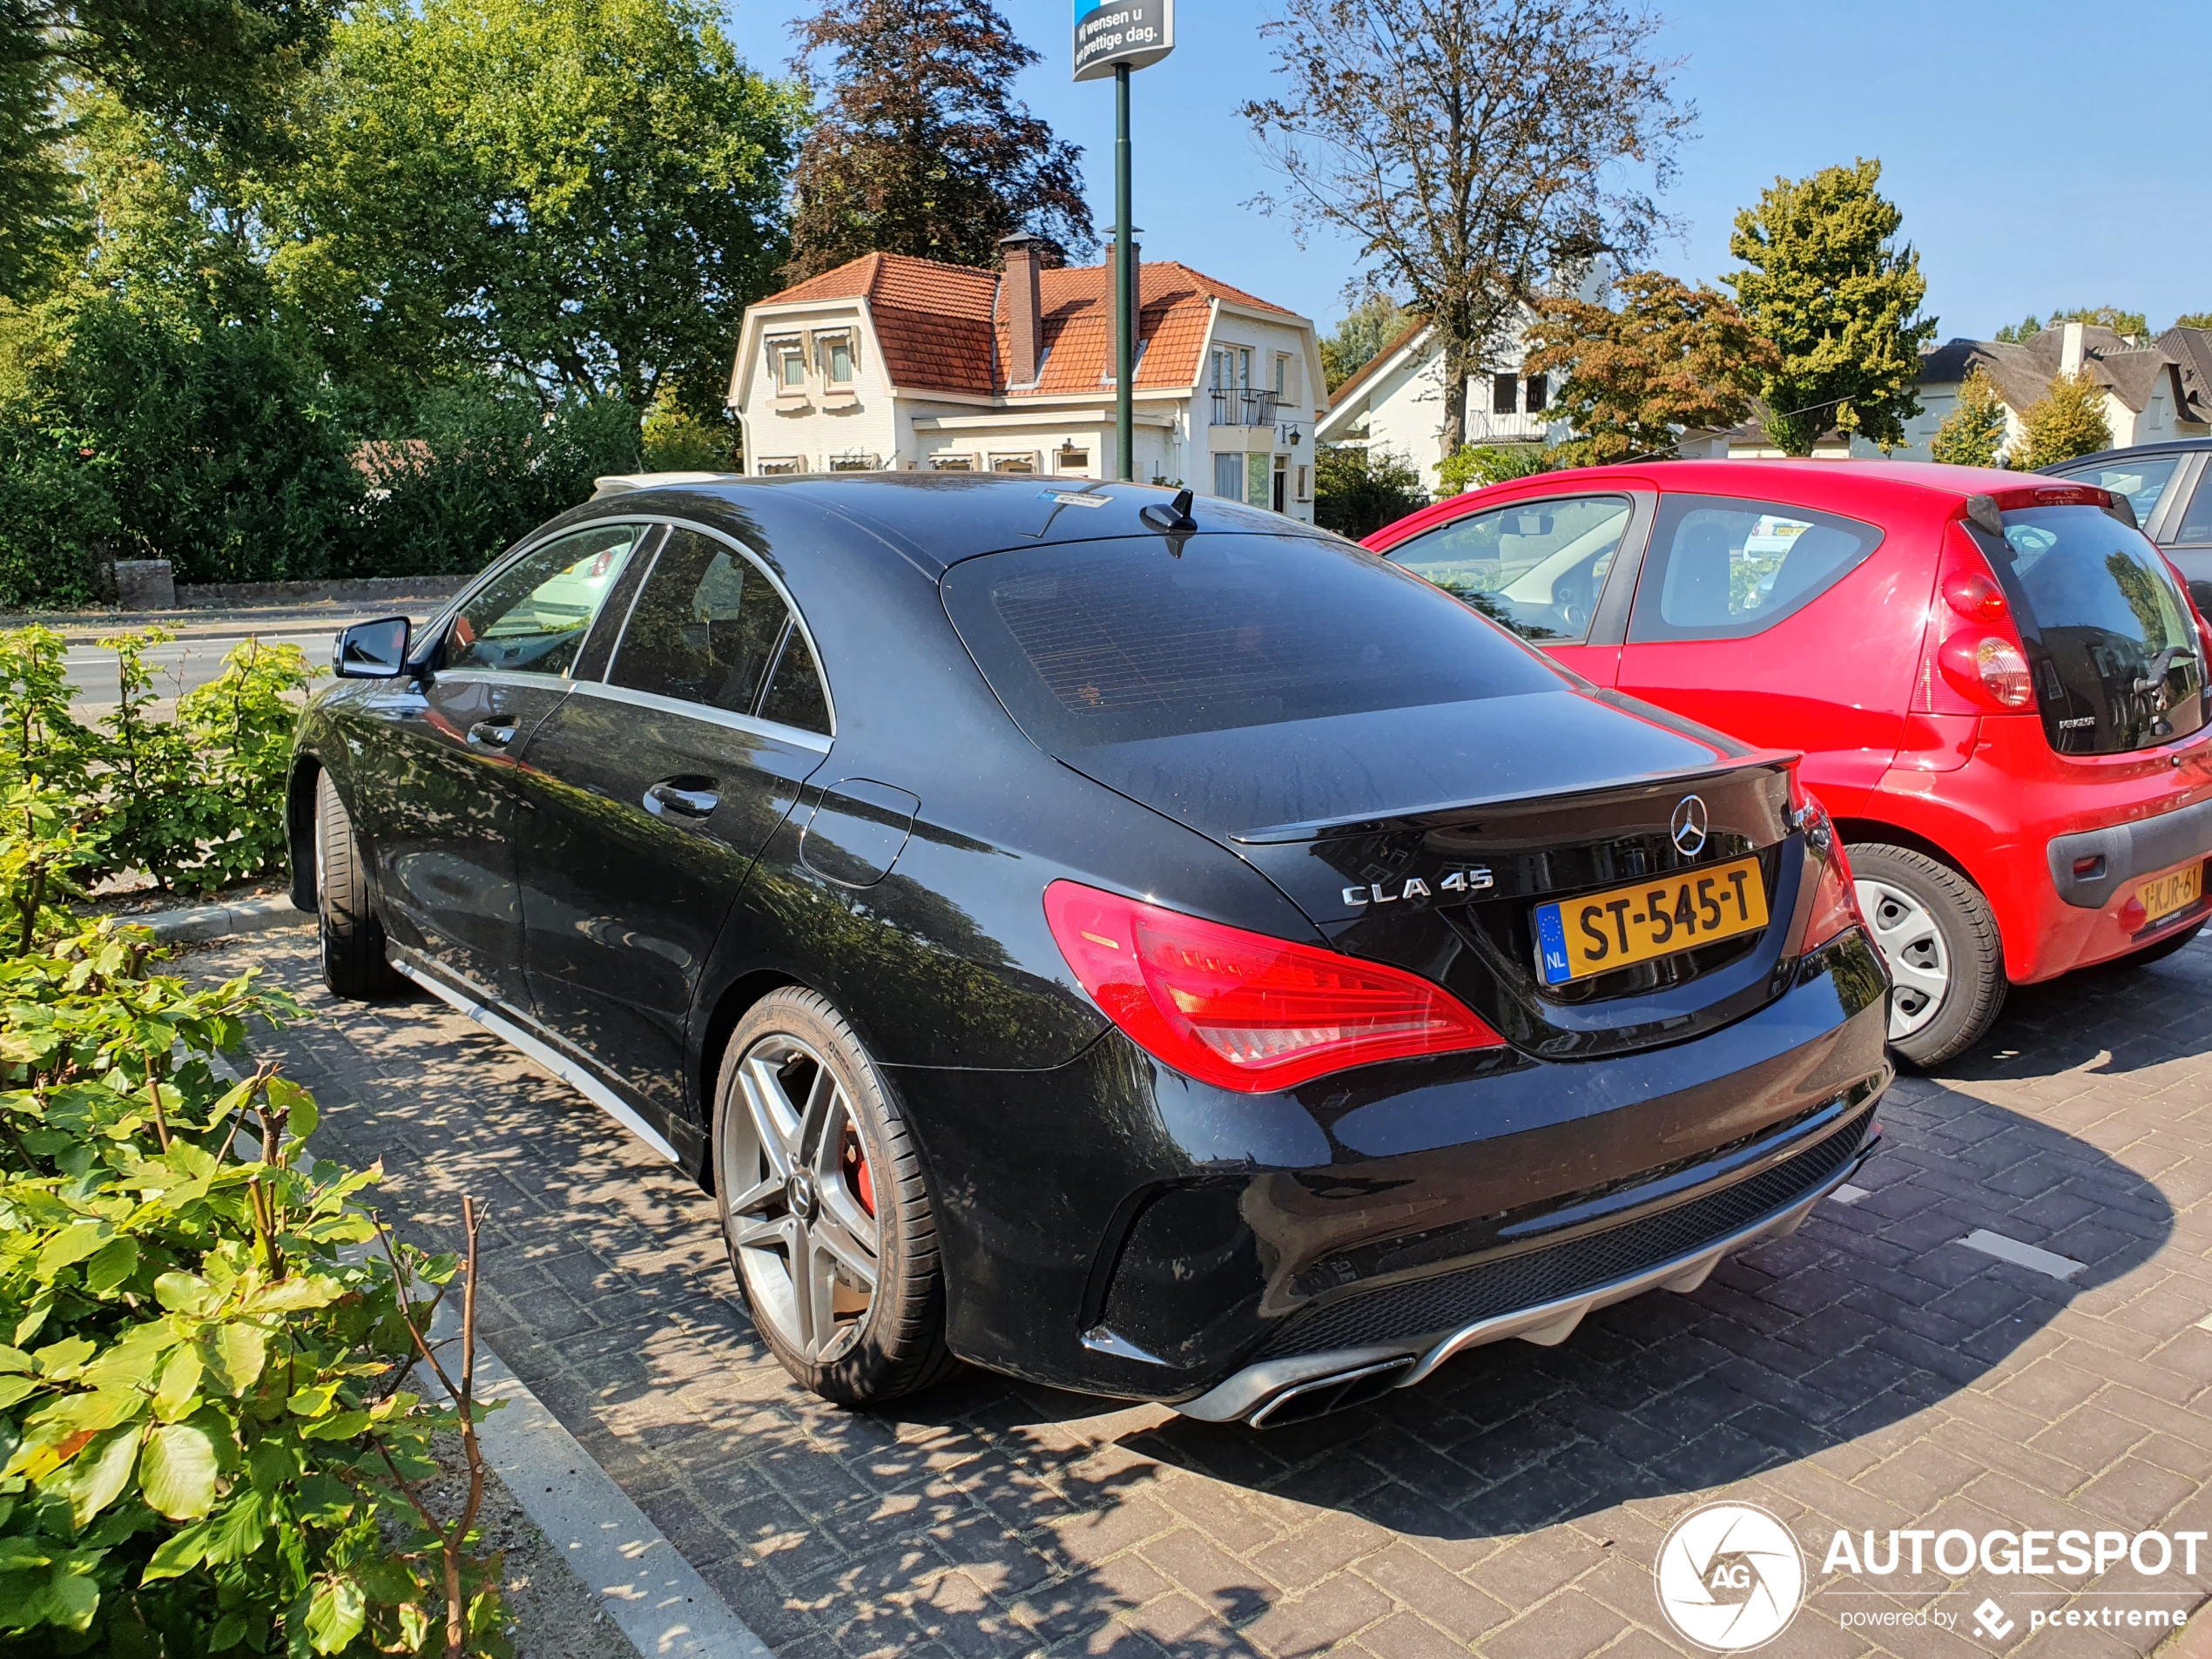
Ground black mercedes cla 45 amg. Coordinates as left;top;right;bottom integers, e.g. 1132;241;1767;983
289;474;1891;1427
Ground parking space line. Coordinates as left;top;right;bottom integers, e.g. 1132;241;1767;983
1960;1228;2087;1282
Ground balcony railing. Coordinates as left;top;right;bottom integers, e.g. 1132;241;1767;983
1210;388;1282;428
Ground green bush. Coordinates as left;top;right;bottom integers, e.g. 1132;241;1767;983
0;624;315;896
1313;443;1429;540
1435;444;1548;496
0;913;508;1656
354;386;644;578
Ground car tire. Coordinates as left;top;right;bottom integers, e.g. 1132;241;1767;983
712;988;959;1406
2118;918;2204;968
1849;842;2006;1069
314;771;400;1001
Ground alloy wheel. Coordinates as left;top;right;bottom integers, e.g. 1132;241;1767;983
722;1034;880;1365
1855;877;1949;1041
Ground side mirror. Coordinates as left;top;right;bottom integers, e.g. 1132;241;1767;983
334;617;412;679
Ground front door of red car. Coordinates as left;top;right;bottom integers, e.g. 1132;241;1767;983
1612;492;1921;818
1377;488;1655;681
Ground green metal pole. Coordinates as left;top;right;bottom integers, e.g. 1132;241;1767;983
1115;63;1133;482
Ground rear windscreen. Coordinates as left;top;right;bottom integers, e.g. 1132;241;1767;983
1968;506;2207;754
941;532;1564;749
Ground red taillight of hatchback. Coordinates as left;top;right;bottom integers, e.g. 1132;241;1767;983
1043;880;1506;1092
1919;522;2039;713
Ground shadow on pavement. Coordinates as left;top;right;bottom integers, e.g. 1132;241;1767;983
209;930;2184;1658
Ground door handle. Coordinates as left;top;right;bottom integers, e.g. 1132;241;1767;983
466;721;518;749
644;779;719;819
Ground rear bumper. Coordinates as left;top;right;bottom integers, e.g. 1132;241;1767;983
887;928;1892;1406
1868;714;2212;982
1182;1120;1878;1426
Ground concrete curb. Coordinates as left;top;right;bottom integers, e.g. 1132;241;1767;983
145;893;310;947
417;1305;774;1659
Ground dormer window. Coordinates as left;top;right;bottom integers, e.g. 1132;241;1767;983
818;331;856;385
769;338;806;391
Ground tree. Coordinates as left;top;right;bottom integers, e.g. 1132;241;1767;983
1522;268;1775;465
0;0;342;300
1243;0;1690;456
1314;444;1426;538
275;0;803;419
1320;293;1407;392
1928;368;2008;469
2049;305;2147;341
783;0;1091;280
2176;312;2212;332
2007;368;2112;470
1993;314;2040;344
1725;158;1935;455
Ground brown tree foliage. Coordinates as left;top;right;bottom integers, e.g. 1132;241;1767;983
783;0;1092;281
1524;270;1775;464
1242;0;1691;455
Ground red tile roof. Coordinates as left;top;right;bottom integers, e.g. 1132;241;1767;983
751;252;1299;400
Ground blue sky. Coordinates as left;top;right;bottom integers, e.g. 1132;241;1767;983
723;0;2212;342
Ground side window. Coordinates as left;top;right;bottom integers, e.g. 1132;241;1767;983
1386;495;1632;643
2065;455;2181;530
1629;496;1882;644
445;524;642;677
2175;469;2212;545
758;630;831;735
610;529;792;716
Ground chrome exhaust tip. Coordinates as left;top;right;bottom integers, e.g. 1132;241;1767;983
1245;1355;1415;1429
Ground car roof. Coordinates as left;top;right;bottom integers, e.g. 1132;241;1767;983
1369;456;2124;547
579;473;1332;575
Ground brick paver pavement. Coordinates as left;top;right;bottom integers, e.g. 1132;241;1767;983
195;927;2212;1658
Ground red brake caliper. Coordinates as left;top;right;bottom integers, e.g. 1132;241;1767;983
841;1127;875;1217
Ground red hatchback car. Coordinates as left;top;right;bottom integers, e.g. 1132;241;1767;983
1366;459;2212;1066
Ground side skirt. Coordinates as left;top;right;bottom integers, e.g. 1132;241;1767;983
389;954;683;1166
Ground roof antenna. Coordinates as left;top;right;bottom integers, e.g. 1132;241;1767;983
1140;488;1197;537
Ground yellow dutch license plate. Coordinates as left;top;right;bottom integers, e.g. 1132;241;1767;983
1536;855;1770;985
2137;863;2203;926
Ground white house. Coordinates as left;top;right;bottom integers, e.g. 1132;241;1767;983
728;238;1326;519
1876;321;2212;462
1314;312;1575;496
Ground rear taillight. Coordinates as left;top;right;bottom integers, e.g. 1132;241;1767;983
1043;880;1506;1092
1939;634;2034;708
1917;521;2040;715
1795;799;1865;953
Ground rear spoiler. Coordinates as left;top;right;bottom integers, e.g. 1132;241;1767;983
1966;484;2134;533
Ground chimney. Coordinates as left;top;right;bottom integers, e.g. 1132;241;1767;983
1103;234;1143;313
1000;233;1043;388
2060;320;2087;375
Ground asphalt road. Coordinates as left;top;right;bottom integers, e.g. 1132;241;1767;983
63;631;334;708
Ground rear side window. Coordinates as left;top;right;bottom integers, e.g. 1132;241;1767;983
2061;455;2182;529
1628;496;1882;643
941;532;1562;751
610;529;793;716
2176;470;2212;545
1968;506;2207;754
1386;495;1632;643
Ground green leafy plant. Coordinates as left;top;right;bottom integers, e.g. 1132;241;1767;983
175;640;317;894
1436;444;1548;496
1313;443;1428;540
1929;368;2009;469
0;917;508;1656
